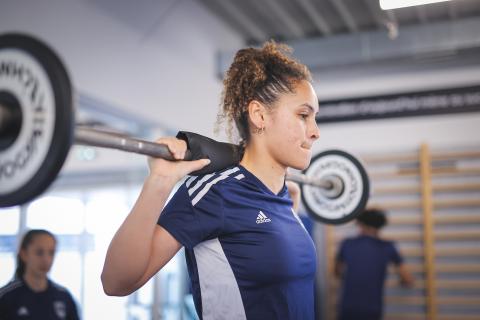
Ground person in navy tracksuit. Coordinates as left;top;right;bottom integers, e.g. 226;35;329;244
101;40;320;320
0;229;79;320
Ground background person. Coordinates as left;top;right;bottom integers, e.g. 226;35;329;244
0;229;80;320
334;208;414;320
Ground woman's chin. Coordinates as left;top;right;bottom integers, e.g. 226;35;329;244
289;158;311;171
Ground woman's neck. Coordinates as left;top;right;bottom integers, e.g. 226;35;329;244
240;146;286;194
23;272;48;292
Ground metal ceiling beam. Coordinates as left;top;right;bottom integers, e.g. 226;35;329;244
296;0;332;36
262;0;304;38
385;9;398;25
217;17;480;75
328;0;358;32
364;0;387;28
214;0;267;43
448;1;458;20
416;6;429;24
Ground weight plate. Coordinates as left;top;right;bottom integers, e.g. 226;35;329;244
301;149;370;224
0;33;73;207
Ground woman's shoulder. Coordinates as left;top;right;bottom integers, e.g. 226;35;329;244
183;165;244;192
179;165;244;205
0;279;23;299
49;280;73;296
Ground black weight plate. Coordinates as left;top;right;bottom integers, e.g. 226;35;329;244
0;33;73;207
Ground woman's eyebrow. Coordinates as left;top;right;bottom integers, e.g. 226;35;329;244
301;103;319;114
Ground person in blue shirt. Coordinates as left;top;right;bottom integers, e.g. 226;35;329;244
334;208;414;320
0;229;80;320
101;40;320;320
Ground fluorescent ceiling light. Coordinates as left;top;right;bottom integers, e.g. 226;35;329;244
380;0;452;10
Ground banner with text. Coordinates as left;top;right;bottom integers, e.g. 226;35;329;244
317;85;480;123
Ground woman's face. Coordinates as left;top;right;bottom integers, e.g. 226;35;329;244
264;80;320;170
20;234;56;278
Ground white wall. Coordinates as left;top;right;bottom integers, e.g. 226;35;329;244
0;0;243;173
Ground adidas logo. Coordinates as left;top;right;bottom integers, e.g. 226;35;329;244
17;306;29;316
256;211;271;224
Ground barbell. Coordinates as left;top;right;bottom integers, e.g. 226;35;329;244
0;33;370;224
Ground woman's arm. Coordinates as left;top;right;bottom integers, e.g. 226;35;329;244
101;137;210;296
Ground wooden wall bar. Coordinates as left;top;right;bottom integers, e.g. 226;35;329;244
323;144;480;320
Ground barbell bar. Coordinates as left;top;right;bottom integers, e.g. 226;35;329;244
0;32;370;224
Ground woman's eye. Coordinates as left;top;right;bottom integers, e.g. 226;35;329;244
300;114;308;119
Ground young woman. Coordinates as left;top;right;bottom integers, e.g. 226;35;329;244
102;41;320;319
0;229;80;320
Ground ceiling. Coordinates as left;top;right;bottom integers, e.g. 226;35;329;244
198;0;480;44
201;0;480;96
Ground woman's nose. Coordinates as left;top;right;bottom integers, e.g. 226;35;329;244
309;120;320;140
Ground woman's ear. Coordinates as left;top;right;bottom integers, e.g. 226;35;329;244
19;249;27;263
247;100;266;131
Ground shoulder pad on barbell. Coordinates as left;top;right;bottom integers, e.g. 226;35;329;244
176;131;241;176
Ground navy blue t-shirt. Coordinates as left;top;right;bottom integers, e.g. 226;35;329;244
158;165;317;320
0;278;79;320
336;235;403;319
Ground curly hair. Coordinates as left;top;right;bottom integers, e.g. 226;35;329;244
216;40;311;148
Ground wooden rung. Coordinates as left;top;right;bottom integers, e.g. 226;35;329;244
385;295;425;305
437;296;480;305
435;247;480;256
369;171;419;179
370;167;480;179
389;215;422;224
434;214;480;224
386;279;480;289
385;295;480;306
436;264;480;273
387;314;480;320
431;150;480;160
361;230;480;242
437;279;480;289
388;214;480;225
435;230;480;240
370;199;480;210
434;199;480;208
383;231;422;241
438;316;480;320
328;243;480;258
368;200;420;210
385;314;425;320
328;246;480;263
400;247;423;256
361;154;417;164
373;185;420;194
388;263;480;273
431;167;480;176
433;183;480;192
